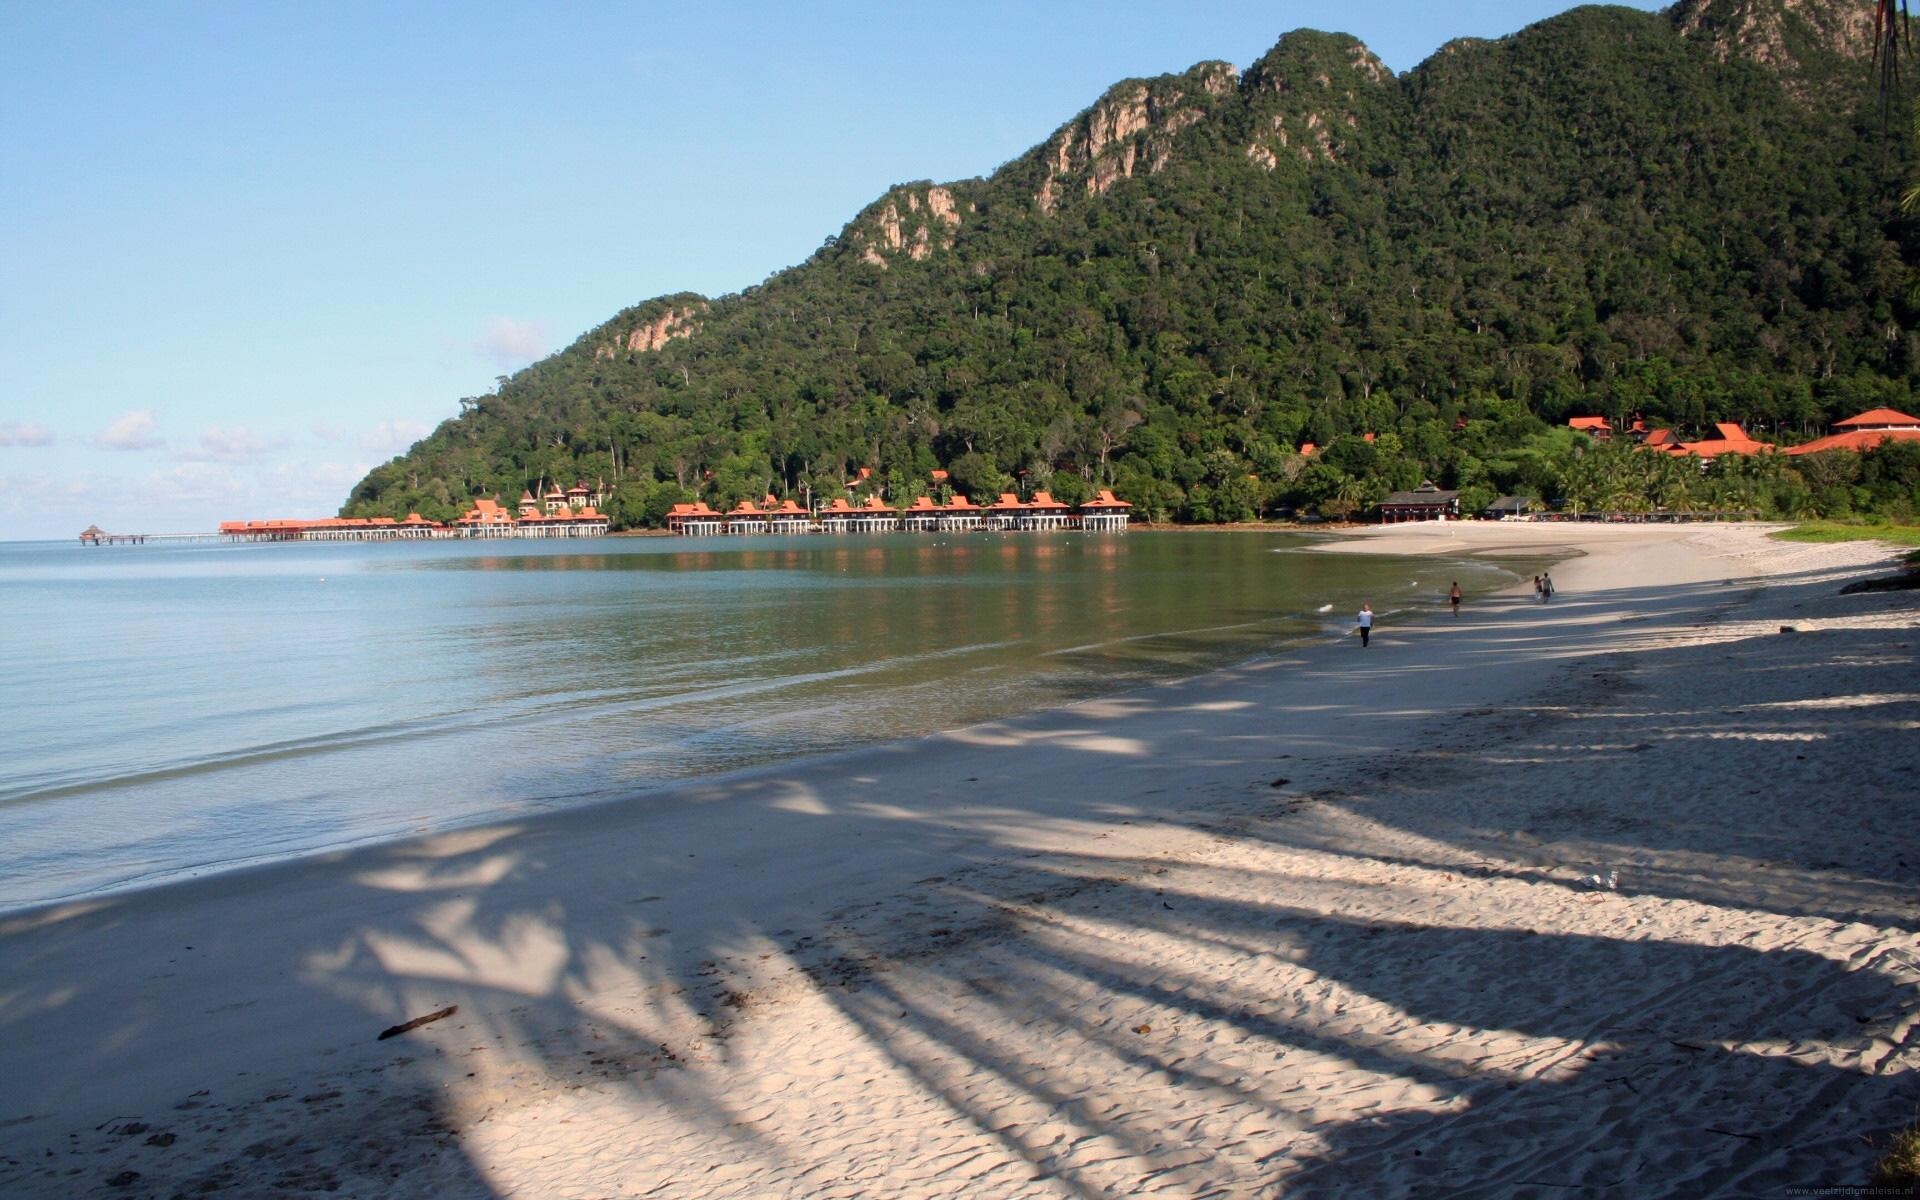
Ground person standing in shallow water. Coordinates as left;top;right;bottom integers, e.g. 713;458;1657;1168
1542;571;1555;601
1356;602;1374;648
1449;581;1462;616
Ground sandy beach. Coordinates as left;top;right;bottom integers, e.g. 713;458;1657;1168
3;522;1916;1198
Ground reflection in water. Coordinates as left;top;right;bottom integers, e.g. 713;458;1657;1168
0;533;1519;907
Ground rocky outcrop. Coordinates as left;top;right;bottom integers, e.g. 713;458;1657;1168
1033;62;1237;213
1242;34;1393;171
849;184;969;269
1671;0;1875;99
592;301;707;359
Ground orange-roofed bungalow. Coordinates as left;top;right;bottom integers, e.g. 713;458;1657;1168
724;497;770;535
554;505;609;537
1025;490;1073;531
766;499;812;534
1078;489;1132;531
816;497;859;534
1640;428;1683;453
401;512;445;539
1568;416;1612;440
1677;422;1770;459
853;495;900;533
665;501;724;535
901;496;942;532
938;493;984;531
985;492;1028;531
518;490;539;518
1787;407;1920;455
455;497;518;538
1298;442;1317;457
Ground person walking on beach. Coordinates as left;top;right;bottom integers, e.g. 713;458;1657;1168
1356;602;1374;648
1534;575;1545;603
1449;581;1462;616
1542;571;1555;602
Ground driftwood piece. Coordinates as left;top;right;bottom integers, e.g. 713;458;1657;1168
377;1005;458;1041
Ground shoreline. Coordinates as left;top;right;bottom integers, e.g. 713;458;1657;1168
3;523;1915;1197
0;529;1521;920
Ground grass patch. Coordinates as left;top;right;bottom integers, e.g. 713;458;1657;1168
1872;1121;1920;1192
1772;520;1920;548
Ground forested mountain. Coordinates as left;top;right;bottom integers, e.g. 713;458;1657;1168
345;0;1920;526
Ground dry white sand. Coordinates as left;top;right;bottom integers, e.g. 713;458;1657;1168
3;523;1916;1198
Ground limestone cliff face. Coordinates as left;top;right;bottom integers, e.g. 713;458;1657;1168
847;184;969;269
1241;32;1397;172
1031;61;1237;213
591;300;707;360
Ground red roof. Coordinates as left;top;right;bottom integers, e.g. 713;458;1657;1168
1080;490;1131;510
1298;442;1317;457
727;499;767;516
818;498;858;515
1834;408;1920;429
857;496;898;514
929;469;949;482
1568;416;1611;432
987;492;1027;512
1027;491;1070;511
904;496;940;511
1677;424;1769;457
1787;428;1920;455
941;495;982;511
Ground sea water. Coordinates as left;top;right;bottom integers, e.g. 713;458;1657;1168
0;532;1513;909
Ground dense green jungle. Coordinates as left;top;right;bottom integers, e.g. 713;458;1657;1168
344;0;1920;527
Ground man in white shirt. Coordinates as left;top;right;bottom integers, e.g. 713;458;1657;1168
1357;603;1373;648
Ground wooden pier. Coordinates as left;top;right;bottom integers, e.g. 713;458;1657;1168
79;526;222;546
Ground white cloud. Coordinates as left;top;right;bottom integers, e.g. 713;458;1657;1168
0;420;54;447
94;408;164;451
178;424;288;463
475;316;550;367
359;418;430;457
140;462;249;505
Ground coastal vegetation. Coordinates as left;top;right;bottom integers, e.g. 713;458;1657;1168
344;0;1920;529
1774;518;1920;545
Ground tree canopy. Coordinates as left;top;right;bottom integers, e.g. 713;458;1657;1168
345;0;1920;527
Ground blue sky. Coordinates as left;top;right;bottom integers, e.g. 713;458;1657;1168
0;1;1663;541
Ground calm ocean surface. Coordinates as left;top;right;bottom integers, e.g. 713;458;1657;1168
0;532;1518;910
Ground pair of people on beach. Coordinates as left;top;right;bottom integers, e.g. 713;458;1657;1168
1533;572;1555;602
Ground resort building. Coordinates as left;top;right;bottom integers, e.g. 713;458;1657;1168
724;498;770;534
1079;490;1132;530
651;490;1130;535
901;496;942;532
938;494;985;530
1378;482;1461;523
665;501;725;535
815;498;858;533
985;493;1028;531
1787;407;1920;455
1568;416;1613;440
767;499;812;534
852;495;901;533
1023;491;1074;531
